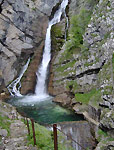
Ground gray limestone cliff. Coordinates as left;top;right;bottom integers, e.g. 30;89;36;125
0;0;114;149
0;0;60;94
48;0;114;149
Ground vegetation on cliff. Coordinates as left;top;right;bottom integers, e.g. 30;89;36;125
51;0;114;149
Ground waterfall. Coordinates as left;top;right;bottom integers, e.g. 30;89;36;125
7;0;68;100
7;58;30;97
35;0;69;97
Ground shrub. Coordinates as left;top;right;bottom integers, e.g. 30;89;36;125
66;9;92;51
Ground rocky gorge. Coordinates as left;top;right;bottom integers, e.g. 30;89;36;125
0;0;114;150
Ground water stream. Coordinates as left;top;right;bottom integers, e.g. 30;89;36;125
7;58;30;97
6;0;84;125
5;1;95;149
35;0;69;98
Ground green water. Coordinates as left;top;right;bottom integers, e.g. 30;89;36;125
7;96;84;125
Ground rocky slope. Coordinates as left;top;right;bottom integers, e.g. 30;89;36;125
48;0;114;149
0;100;37;150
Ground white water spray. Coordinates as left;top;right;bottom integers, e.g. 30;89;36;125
7;58;30;97
8;0;68;101
35;0;69;98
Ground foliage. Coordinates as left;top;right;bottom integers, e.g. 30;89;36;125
56;60;75;72
51;24;65;53
51;25;63;38
97;129;108;142
66;9;92;51
90;89;102;107
27;121;74;150
27;122;54;149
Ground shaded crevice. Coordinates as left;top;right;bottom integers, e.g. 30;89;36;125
68;60;105;79
0;0;4;13
76;68;100;78
56;60;106;82
0;39;18;57
0;39;6;47
88;39;103;48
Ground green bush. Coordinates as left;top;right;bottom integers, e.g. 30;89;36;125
66;9;92;51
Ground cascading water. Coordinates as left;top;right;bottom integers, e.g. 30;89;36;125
6;2;87;149
8;0;68;102
7;58;30;97
35;0;69;99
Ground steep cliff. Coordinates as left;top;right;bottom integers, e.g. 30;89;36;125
0;0;114;149
49;0;114;149
0;0;61;94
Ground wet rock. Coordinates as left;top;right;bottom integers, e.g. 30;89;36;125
58;121;97;150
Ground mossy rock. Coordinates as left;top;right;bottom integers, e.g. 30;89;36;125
51;21;65;53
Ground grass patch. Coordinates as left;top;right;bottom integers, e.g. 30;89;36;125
75;89;101;104
56;60;75;73
97;129;108;142
0;113;11;136
59;47;80;63
27;122;53;149
27;121;74;150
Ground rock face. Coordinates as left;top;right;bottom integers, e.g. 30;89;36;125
58;121;97;150
50;0;114;116
0;0;114;149
48;0;114;149
0;101;37;150
0;0;60;94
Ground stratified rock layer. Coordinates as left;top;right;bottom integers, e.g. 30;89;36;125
49;0;114;149
0;0;60;93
